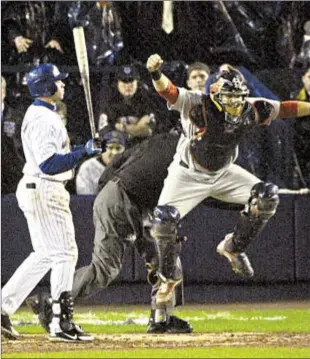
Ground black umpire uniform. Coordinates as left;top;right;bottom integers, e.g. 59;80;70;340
72;132;180;306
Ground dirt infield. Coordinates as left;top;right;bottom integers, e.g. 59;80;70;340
2;332;310;353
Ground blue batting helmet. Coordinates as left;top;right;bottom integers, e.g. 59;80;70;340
27;63;68;97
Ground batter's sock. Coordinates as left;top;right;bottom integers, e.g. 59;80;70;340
49;302;61;333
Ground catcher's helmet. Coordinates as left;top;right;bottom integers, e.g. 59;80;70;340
27;63;68;97
211;71;249;98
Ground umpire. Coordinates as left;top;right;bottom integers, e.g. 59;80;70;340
28;133;192;334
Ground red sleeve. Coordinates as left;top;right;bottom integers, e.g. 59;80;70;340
278;101;298;118
158;81;179;105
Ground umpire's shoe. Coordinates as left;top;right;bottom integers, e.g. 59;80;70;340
26;292;53;332
147;311;193;334
1;313;19;340
217;233;254;278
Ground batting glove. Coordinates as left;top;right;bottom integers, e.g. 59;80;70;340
84;139;102;156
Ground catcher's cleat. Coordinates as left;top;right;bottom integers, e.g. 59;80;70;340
166;315;193;333
26;292;53;332
155;277;183;305
1;313;19;340
217;234;254;278
147;311;193;334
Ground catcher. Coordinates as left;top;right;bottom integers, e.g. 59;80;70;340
146;53;310;305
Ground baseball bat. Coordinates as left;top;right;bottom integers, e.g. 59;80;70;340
73;26;97;139
278;188;310;195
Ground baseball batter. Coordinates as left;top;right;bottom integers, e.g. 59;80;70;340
1;63;101;341
146;53;310;305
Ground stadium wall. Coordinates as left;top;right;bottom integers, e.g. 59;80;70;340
1;194;310;304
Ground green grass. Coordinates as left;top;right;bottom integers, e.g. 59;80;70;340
3;348;310;359
3;305;310;358
10;306;310;334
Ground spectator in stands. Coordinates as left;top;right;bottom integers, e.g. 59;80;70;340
186;62;210;93
1;2;66;96
114;2;256;66
1;75;25;194
76;131;126;195
98;64;167;148
68;1;125;67
1;1;73;121
66;1;128;121
296;68;310;102
291;67;310;187
169;61;211;135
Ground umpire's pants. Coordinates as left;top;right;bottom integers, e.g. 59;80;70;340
72;178;143;299
72;178;182;312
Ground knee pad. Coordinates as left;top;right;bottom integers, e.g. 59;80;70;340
248;182;279;220
153;205;180;225
151;205;180;239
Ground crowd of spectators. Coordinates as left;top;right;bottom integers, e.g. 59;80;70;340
1;1;310;195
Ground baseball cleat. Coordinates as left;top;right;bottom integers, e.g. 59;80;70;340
73;323;94;341
49;321;94;342
155;277;183;305
147;311;193;334
217;234;254;278
27;293;94;341
1;313;19;340
49;330;78;342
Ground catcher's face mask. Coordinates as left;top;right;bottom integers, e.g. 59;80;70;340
210;72;249;122
220;93;245;116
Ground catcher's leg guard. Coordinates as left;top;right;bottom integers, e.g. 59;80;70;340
135;226;160;286
150;205;183;305
217;182;279;278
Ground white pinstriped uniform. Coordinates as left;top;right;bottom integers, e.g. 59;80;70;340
2;103;78;316
158;88;281;218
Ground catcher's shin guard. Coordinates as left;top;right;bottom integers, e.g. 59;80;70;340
217;182;279;278
151;205;183;281
135;226;160;286
231;182;279;252
151;205;183;305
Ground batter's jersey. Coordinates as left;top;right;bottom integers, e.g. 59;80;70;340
21;104;74;182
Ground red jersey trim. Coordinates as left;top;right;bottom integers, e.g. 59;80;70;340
158;81;179;105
